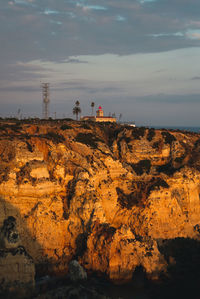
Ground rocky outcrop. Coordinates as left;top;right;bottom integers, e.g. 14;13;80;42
0;216;35;296
68;260;87;281
0;120;200;285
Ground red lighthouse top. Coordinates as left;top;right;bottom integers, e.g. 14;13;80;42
98;106;102;110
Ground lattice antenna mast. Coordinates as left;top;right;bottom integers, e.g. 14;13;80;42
42;83;50;119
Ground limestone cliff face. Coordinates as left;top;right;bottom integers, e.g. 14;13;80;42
0;215;35;294
0;120;200;282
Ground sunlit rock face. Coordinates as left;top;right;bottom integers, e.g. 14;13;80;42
0;120;200;282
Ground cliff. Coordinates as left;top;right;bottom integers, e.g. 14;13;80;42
0;120;200;286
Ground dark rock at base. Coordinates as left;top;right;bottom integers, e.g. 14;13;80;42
34;284;110;299
68;260;87;282
0;217;35;297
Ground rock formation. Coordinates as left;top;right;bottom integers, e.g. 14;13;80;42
0;120;200;286
0;215;35;296
68;260;87;281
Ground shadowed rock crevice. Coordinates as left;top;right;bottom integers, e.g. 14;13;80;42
117;177;169;209
116;187;143;209
74;232;88;259
62;178;77;220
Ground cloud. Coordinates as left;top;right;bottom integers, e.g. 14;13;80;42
136;93;200;104
64;58;88;64
149;32;184;38
186;29;200;40
11;0;37;7
76;3;107;11
191;76;200;80
138;0;157;4
43;9;60;15
115;15;126;22
0;85;40;93
1;0;200;66
55;80;123;94
50;20;62;25
0;62;49;81
189;20;200;27
154;69;167;73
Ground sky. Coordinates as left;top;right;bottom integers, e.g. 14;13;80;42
1;0;200;126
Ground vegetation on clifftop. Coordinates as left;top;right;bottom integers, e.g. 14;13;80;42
130;159;151;176
75;132;103;149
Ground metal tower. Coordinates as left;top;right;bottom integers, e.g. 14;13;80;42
42;83;50;119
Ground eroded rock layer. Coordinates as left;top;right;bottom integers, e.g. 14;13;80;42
0;120;200;282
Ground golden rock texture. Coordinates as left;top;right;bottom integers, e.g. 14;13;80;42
0;121;200;283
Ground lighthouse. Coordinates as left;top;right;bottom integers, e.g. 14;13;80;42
96;106;104;117
81;105;116;122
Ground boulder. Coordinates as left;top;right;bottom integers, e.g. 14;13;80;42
68;260;87;282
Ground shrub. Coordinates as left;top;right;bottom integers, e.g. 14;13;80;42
194;138;200;149
152;141;160;149
188;140;200;171
62;118;74;121
94;222;116;242
97;124;122;147
128;144;132;151
60;124;72;130
0;126;6;132
147;177;169;197
0;123;22;133
157;161;177;176
132;127;146;140
116;187;143;209
174;156;185;163
161;131;176;145
131;159;151;176
43;132;65;144
194;224;200;234
79;122;91;130
124;136;131;143
0;164;10;183
75;133;102;148
147;128;156;142
16;164;30;185
9;124;22;132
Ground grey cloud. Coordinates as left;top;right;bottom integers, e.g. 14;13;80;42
65;58;88;64
1;0;200;67
54;80;123;94
191;76;200;80
134;93;200;104
154;69;167;73
147;0;200;18
0;85;40;93
0;63;49;82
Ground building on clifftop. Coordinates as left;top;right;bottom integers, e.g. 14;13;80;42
81;106;116;122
